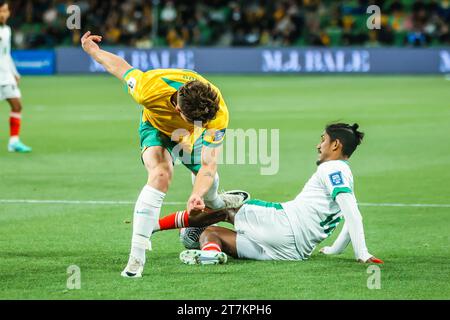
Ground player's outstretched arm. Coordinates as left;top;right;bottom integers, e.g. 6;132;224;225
81;31;132;80
335;193;384;264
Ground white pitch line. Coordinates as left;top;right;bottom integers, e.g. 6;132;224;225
0;199;183;206
358;202;450;208
0;199;450;208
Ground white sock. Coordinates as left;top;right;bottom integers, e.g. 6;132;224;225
9;136;19;145
192;173;225;210
130;185;165;264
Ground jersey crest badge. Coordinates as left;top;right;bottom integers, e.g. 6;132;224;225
214;129;226;142
329;171;344;186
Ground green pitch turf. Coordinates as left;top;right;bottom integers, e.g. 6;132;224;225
0;75;449;300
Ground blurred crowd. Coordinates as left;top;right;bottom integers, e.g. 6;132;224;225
8;0;450;49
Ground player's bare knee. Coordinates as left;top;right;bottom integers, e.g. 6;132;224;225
199;227;217;244
148;165;172;189
8;99;22;112
12;105;22;113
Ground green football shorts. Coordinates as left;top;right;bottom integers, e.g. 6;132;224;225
139;121;202;174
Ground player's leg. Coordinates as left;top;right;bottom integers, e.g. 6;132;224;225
153;204;238;249
179;226;237;265
193;172;250;210
156;208;225;231
200;226;238;257
6;94;32;153
177;171;249;249
179;199;247;251
155;205;239;251
122;146;173;278
158;152;249;248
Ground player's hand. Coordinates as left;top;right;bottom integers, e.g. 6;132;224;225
81;31;102;55
14;75;21;85
319;247;336;255
187;194;205;214
360;256;384;264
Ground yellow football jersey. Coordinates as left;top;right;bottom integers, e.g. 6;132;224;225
123;68;229;151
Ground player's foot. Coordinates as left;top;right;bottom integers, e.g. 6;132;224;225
220;190;251;209
179;227;206;250
8;140;32;153
180;250;228;265
121;256;144;278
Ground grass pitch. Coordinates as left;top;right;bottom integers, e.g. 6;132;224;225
0;75;449;300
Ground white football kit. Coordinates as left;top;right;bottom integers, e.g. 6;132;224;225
235;160;373;262
0;24;21;100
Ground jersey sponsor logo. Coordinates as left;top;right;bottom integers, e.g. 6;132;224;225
329;171;344;186
127;77;137;92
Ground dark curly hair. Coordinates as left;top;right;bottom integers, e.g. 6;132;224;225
325;123;365;157
178;81;220;124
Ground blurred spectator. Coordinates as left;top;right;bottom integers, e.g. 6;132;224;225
7;0;450;49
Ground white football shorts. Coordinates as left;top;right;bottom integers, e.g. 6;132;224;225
0;84;21;100
235;201;302;261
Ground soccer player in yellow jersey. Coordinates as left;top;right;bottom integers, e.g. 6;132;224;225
81;32;248;278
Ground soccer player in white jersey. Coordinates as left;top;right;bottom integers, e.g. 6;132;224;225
168;123;383;265
0;1;31;153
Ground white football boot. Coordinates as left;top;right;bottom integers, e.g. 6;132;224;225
180;250;228;265
121;256;144;278
220;190;251;209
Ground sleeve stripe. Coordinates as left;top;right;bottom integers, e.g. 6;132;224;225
122;68;136;80
331;187;352;201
